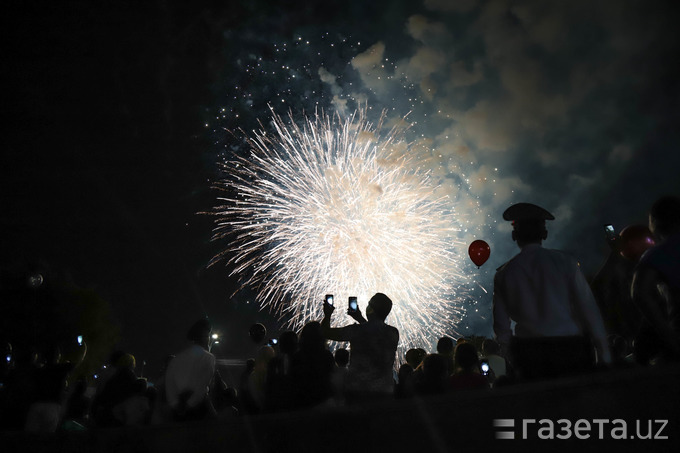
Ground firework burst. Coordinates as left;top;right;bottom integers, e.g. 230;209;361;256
210;108;470;350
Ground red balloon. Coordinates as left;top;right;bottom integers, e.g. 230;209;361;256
619;225;655;262
468;240;491;267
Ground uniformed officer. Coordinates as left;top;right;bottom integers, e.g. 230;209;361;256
493;203;611;380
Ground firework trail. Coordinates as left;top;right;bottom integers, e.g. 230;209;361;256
210;108;470;351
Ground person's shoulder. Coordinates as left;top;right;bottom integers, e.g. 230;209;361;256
495;248;527;273
379;320;398;332
639;235;680;266
384;323;399;343
495;253;520;275
201;348;216;364
496;260;510;273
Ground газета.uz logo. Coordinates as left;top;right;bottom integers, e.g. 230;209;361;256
494;418;669;440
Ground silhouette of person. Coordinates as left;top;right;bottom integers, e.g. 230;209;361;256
321;293;399;403
290;322;334;409
493;203;611;380
481;338;507;380
330;348;350;404
591;227;641;343
165;319;216;421
447;342;489;392
106;354;151;426
394;364;415;399
25;345;74;432
404;348;426;370
93;353;147;427
436;336;455;376
265;330;298;412
244;345;275;413
632;195;680;360
414;354;448;395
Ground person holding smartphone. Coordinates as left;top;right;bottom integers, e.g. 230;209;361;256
321;293;399;403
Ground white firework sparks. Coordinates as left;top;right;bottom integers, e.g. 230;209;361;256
211;108;470;351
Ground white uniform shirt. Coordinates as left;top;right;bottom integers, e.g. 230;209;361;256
165;344;216;408
493;244;611;363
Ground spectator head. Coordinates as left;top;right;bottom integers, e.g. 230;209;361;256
334;348;350;367
405;348;426;369
649;195;680;240
454;342;480;373
249;323;267;344
482;339;501;356
422;353;447;380
133;378;148;394
116;353;136;370
437;337;454;355
366;293;392;321
278;330;299;355
512;219;548;246
187;318;212;349
299;321;326;352
608;334;629;362
107;350;125;367
398;363;414;380
503;203;554;247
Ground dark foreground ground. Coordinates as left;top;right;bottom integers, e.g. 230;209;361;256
2;364;679;453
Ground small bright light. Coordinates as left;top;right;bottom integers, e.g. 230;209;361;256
211;334;219;340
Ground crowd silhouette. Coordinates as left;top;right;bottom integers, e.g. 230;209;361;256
0;196;679;433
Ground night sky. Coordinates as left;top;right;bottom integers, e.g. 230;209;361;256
2;0;680;375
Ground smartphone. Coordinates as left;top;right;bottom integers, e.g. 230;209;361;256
604;224;617;241
325;294;334;306
77;335;83;346
348;296;358;313
480;360;490;376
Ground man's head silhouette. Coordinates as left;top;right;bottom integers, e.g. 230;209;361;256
366;293;392;321
503;203;554;248
649;195;680;240
187;318;212;350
